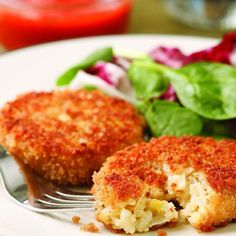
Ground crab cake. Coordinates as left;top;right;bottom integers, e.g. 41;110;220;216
0;89;145;185
93;136;236;234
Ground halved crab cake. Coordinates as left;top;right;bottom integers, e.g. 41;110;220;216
93;136;236;234
0;89;145;185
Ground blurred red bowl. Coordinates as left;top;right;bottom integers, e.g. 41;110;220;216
0;0;132;50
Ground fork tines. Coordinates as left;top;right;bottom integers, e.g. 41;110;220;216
33;191;95;209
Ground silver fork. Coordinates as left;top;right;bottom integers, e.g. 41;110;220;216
0;146;95;212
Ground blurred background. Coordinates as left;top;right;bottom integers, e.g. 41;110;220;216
0;0;233;51
131;0;227;37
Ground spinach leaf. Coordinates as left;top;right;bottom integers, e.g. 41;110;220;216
128;61;169;100
141;99;203;137
56;47;113;86
171;62;236;120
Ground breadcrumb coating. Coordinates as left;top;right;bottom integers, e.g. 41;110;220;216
0;89;145;185
93;136;236;234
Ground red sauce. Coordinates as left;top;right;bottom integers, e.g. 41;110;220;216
0;0;132;50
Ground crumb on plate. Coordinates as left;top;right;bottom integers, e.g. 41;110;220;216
72;216;80;224
157;229;168;236
80;222;99;233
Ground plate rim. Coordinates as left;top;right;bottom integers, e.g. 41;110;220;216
0;33;219;59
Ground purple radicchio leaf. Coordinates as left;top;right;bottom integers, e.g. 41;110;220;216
149;46;189;68
149;32;236;68
112;56;131;70
87;61;114;85
87;61;134;96
189;32;236;65
159;85;178;102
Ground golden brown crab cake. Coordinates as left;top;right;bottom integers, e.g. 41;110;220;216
93;136;236;234
0;89;145;185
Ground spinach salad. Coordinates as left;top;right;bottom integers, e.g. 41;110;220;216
56;33;236;139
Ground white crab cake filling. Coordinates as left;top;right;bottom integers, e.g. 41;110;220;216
179;173;215;225
96;194;178;234
95;164;217;234
164;164;216;226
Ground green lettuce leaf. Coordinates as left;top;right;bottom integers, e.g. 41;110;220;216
56;47;113;86
128;61;169;100
141;99;203;137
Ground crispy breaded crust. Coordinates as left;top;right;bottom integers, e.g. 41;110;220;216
93;136;236;232
0;90;145;185
95;136;236;200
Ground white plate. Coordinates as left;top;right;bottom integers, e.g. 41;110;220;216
0;35;235;236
